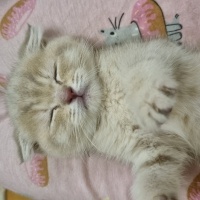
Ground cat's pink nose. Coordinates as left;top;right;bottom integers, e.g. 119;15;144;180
63;87;78;104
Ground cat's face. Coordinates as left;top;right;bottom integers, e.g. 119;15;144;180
7;27;102;160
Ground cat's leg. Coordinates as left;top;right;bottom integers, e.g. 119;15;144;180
94;125;191;199
131;131;191;200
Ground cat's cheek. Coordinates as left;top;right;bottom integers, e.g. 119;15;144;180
88;83;102;113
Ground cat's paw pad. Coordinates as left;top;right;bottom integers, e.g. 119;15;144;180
153;194;177;200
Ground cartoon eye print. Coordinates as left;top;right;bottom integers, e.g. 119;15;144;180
110;31;116;36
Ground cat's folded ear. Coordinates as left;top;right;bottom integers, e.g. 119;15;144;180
15;131;42;163
0;74;7;94
19;24;46;58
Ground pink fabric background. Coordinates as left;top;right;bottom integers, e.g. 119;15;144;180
0;0;200;199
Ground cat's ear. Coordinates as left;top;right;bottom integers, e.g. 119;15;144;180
26;24;44;53
15;132;41;163
19;24;45;58
0;74;7;94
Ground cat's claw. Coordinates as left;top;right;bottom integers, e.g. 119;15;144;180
141;79;178;128
149;83;177;124
153;194;178;200
160;85;177;97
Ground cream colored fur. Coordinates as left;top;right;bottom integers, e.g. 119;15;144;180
6;26;200;200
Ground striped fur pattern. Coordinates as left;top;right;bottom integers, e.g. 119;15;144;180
6;26;200;200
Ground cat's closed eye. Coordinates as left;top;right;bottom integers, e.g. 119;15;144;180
54;62;62;85
50;105;60;125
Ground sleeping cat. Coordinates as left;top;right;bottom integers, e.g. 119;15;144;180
6;25;200;200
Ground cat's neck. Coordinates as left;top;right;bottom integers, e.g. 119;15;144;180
92;50;135;159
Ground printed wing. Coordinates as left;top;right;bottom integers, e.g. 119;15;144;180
131;0;167;38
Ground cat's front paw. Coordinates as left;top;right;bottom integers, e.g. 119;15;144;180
141;79;177;128
149;83;177;121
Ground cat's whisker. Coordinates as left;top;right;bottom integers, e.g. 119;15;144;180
74;127;87;163
74;127;89;163
87;83;102;95
74;126;78;152
79;114;99;152
74;126;88;164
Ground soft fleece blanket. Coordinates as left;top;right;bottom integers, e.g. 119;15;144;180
1;0;200;200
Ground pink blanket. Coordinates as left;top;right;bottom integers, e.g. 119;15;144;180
1;0;200;199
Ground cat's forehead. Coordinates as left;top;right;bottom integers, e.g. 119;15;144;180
21;45;85;73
